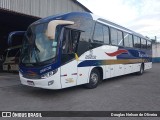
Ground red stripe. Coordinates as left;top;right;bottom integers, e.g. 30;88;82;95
72;73;77;75
61;74;67;77
105;49;128;57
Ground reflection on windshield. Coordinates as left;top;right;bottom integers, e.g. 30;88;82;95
21;23;59;65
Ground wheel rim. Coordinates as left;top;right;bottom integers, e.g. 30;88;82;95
90;73;98;85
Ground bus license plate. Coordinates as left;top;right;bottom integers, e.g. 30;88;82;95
27;81;34;86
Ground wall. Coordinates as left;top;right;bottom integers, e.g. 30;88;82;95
152;43;160;63
0;0;88;18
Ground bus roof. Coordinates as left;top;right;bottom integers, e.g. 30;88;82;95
32;12;151;41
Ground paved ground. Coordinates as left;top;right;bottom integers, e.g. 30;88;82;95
0;64;160;120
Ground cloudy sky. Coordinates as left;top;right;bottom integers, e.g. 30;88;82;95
78;0;160;41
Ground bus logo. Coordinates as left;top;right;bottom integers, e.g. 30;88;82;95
85;50;96;59
40;66;51;73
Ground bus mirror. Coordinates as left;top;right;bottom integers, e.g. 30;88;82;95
45;20;74;40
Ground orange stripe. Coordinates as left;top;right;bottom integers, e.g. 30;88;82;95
102;59;147;65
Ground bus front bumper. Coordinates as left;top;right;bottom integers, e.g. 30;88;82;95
19;73;62;90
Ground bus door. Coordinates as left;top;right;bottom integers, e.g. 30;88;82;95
60;28;80;88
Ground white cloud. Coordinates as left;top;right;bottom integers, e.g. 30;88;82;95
78;0;160;41
78;0;138;25
128;14;160;39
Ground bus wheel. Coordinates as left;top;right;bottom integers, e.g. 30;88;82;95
137;64;144;75
85;69;100;89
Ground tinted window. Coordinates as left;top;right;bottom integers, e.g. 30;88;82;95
137;37;141;48
128;34;133;47
117;30;123;46
111;28;117;45
124;32;129;47
77;19;94;56
111;28;123;46
147;41;152;49
11;35;23;46
93;23;103;43
124;32;133;47
141;39;147;49
134;36;141;48
103;26;109;44
8;48;19;57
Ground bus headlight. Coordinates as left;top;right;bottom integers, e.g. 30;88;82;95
41;69;57;79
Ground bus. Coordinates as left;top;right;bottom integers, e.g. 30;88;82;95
2;31;24;72
3;45;21;72
18;12;152;89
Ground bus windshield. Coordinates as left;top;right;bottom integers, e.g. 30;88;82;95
20;22;59;66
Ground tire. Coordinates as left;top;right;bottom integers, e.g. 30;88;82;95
137;64;144;75
85;69;100;89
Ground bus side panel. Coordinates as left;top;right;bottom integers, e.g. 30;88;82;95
124;64;132;75
105;65;111;79
101;65;106;80
114;64;124;77
60;60;77;88
77;66;90;85
132;63;141;72
106;64;124;78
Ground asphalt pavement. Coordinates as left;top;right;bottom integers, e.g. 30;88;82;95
0;63;160;120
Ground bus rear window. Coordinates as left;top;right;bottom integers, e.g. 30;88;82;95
8;49;19;57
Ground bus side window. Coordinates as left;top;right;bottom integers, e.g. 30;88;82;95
124;33;133;47
111;28;117;45
128;34;133;47
110;28;123;46
124;32;129;47
93;23;103;43
134;36;141;48
147;41;151;49
137;37;141;48
133;36;137;48
141;39;147;49
117;30;123;46
103;26;109;44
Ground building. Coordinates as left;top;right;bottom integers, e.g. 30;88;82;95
0;0;91;53
152;43;160;63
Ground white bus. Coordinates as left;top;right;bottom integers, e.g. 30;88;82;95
18;12;152;89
